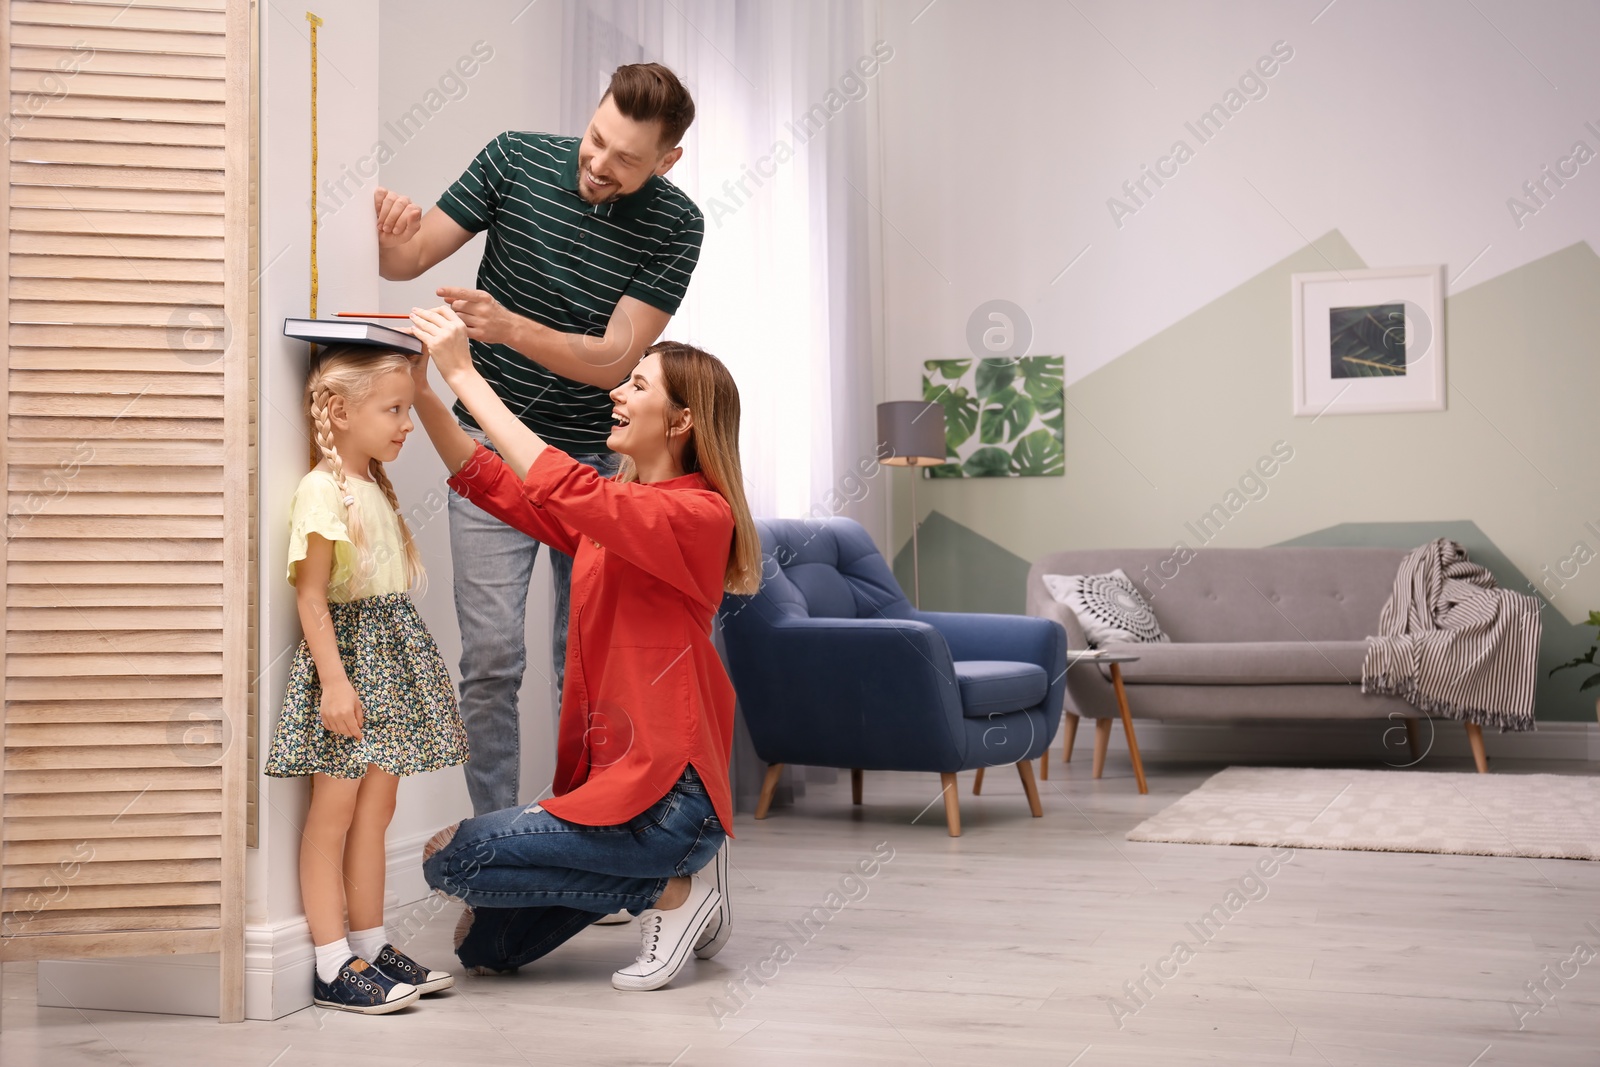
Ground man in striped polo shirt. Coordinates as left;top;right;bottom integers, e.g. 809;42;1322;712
376;64;704;816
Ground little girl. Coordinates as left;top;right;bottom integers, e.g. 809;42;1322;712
266;344;470;1014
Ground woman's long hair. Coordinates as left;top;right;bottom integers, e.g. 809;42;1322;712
304;345;424;595
616;341;761;595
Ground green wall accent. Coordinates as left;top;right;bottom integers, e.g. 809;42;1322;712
899;235;1600;639
891;510;1031;614
890;236;1600;722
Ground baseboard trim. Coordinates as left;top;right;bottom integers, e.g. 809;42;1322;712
1079;718;1600;765
35;822;455;1021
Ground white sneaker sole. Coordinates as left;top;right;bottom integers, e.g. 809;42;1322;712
694;845;731;960
313;986;420;1015
414;974;455;994
611;887;720;992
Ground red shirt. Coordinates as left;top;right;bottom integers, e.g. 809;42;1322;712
449;443;736;838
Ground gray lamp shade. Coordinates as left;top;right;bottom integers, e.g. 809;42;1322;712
877;400;947;467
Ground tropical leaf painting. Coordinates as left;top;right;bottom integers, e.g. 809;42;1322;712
923;356;1064;478
1329;304;1407;379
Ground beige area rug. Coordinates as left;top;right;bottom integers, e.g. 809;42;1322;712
1126;766;1600;860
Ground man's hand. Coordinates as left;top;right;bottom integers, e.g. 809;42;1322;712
410;305;475;384
374;187;423;248
319;679;364;740
436;286;522;348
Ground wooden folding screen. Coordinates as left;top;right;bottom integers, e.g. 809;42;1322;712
1;0;248;1021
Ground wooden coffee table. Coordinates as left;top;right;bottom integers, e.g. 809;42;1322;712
1040;650;1147;794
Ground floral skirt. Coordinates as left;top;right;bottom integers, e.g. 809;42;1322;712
266;592;469;779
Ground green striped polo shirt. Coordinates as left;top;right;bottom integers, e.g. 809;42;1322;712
436;131;704;452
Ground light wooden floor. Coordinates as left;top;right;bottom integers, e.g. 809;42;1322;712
4;754;1600;1066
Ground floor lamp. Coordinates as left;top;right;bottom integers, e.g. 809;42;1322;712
877;400;947;608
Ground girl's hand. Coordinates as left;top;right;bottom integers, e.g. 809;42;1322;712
319;679;364;740
408;350;433;396
410;305;474;384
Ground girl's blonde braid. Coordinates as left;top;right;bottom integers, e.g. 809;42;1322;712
308;376;369;596
367;458;424;591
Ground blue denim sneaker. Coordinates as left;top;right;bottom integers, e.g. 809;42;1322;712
313;955;419;1015
372;943;454;994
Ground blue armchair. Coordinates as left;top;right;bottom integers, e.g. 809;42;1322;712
718;517;1067;836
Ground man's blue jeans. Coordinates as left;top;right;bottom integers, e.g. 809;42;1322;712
423;767;725;973
447;437;618;816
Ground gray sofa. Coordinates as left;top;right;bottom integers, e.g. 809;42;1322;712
1025;546;1491;776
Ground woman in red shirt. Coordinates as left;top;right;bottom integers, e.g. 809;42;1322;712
409;306;759;991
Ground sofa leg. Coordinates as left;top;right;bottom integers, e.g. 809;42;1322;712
1092;718;1112;779
1017;760;1043;818
756;763;784;819
851;768;863;806
973;767;985;795
1040;748;1049;780
1403;718;1421;763
1465;723;1488;773
940;772;961;837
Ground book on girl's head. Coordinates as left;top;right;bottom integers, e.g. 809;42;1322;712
284;317;421;355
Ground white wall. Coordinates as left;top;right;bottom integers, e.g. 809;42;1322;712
875;0;1600;387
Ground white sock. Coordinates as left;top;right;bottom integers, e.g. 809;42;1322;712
315;937;353;984
348;926;387;962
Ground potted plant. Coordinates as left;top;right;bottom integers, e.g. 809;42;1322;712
1550;610;1600;722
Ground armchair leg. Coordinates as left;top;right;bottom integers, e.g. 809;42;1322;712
939;772;961;837
1092;718;1112;779
851;768;863;806
1017;760;1043;817
973;767;985;794
1465;723;1488;773
756;763;784;819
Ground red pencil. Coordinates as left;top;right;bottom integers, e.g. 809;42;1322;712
335;312;412;319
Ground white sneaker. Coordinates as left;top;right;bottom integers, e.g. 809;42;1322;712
693;842;731;960
611;876;720;991
592;910;633;926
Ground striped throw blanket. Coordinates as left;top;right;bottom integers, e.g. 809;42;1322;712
1362;539;1543;731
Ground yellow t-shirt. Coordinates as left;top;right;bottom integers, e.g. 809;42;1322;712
286;469;411;602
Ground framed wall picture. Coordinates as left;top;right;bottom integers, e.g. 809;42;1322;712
1291;266;1445;416
922;356;1064;477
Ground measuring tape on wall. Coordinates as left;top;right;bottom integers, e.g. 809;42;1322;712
307;11;322;322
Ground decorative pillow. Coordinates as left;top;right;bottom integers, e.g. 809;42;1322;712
1042;569;1169;647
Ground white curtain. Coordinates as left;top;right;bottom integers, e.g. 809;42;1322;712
563;0;883;530
564;0;886;810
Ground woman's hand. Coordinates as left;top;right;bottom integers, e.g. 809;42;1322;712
410;305;474;384
319;678;364;740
